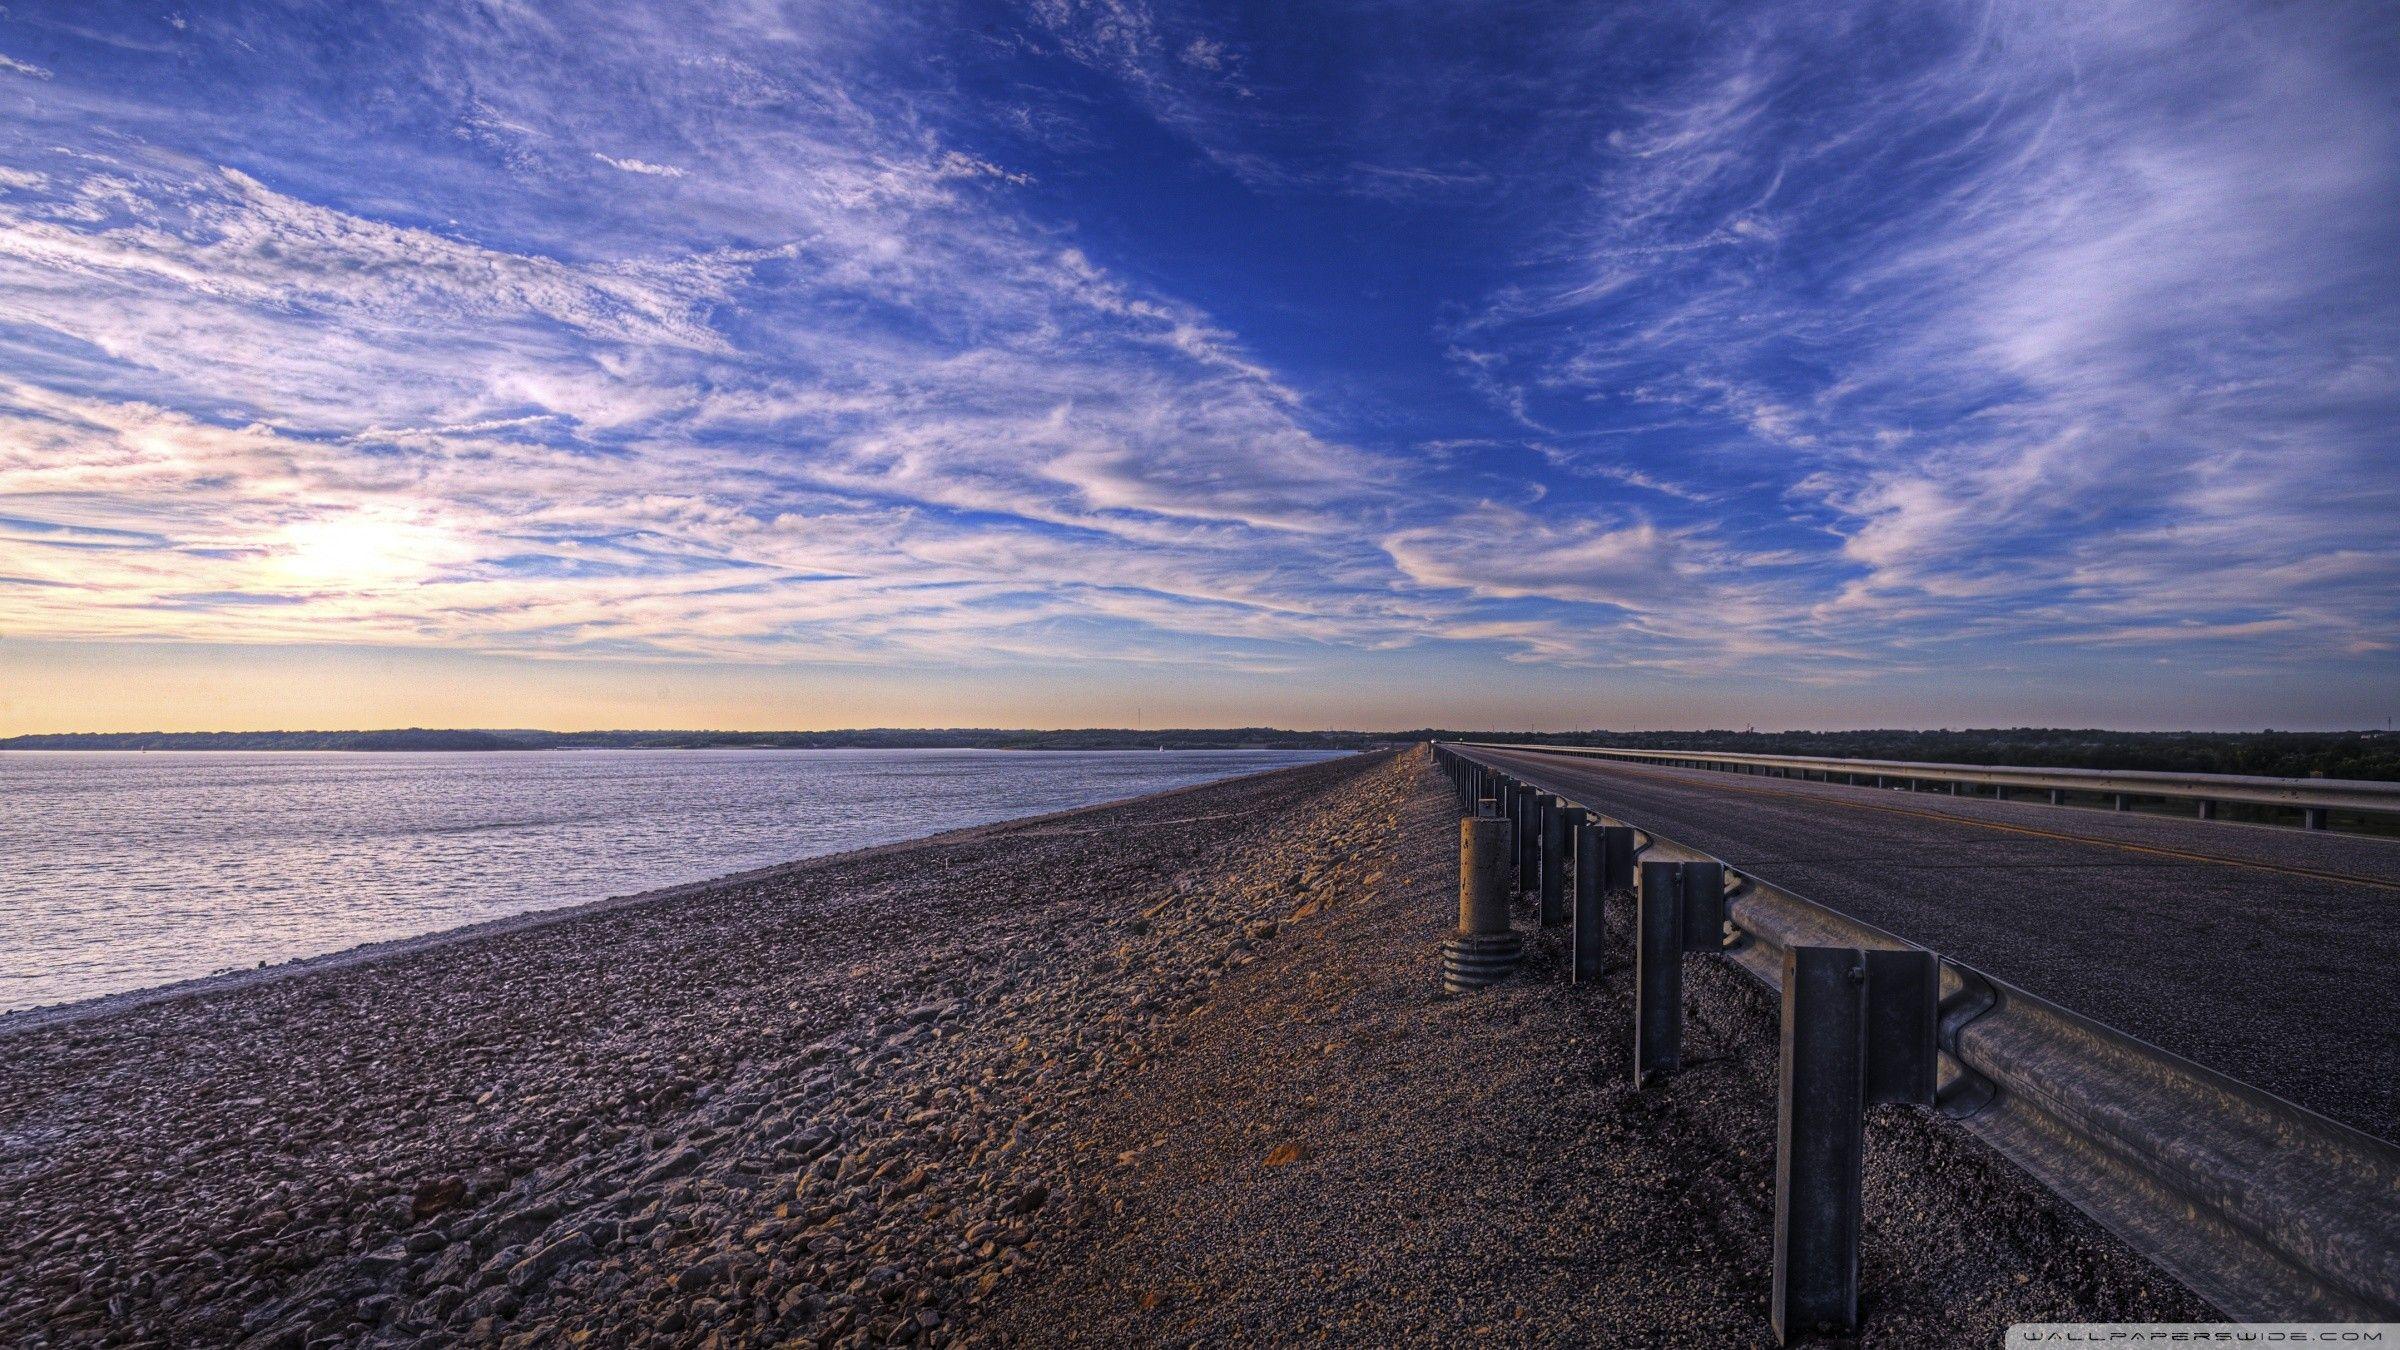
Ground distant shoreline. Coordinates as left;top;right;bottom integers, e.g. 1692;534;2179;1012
0;728;1386;753
0;743;1349;754
0;750;1343;1037
1;726;2391;780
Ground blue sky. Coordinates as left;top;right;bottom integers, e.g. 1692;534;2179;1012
0;0;2395;731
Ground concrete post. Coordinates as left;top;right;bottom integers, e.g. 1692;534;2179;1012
1442;816;1523;992
1459;817;1511;935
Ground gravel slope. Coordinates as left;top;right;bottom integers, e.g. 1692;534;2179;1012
1467;746;2400;1136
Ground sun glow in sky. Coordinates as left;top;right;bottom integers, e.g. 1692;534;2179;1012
271;515;457;589
0;1;2395;733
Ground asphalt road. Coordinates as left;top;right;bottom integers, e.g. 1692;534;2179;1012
1461;745;2400;1140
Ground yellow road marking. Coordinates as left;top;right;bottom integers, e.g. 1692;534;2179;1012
1483;751;2400;894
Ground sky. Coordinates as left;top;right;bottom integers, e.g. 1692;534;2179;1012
0;0;2395;734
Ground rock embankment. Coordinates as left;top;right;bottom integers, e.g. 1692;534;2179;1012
0;751;1396;1348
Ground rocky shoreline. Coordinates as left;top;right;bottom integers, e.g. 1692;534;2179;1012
0;748;2204;1347
0;752;1392;1347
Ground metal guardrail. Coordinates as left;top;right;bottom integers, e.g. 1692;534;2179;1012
1460;743;2400;830
1432;744;2400;1329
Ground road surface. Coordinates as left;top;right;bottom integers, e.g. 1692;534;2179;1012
1460;745;2400;1139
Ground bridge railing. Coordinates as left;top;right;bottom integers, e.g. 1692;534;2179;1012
1429;742;2400;1338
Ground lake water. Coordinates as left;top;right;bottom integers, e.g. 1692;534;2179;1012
0;748;1344;1014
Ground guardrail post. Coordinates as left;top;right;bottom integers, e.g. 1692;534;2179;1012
1572;823;1603;983
2304;806;2329;830
1599;824;1635;894
1535;793;1555;900
2114;793;2131;812
1773;947;1938;1343
2049;788;2065;805
1633;860;1726;1084
1635;864;1681;1082
2197;799;2216;821
1556;800;1577;876
1514;785;1539;893
1571;822;1635;986
1540;799;1574;926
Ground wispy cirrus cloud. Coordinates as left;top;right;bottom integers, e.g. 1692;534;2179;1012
0;0;1436;673
0;0;2393;725
1447;0;2400;664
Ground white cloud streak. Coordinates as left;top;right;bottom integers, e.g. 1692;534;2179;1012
1451;0;2400;665
0;1;1457;670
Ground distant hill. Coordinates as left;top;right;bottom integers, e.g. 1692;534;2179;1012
5;725;2392;781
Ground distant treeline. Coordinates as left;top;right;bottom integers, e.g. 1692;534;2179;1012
0;727;1387;753
1413;728;2400;783
7;726;2394;781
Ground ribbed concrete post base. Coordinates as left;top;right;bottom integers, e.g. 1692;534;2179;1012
1440;932;1524;993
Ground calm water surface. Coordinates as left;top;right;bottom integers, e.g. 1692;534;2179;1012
0;748;1343;1013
